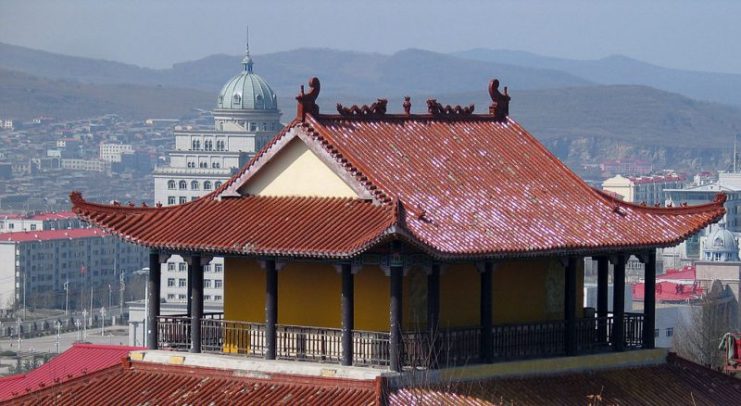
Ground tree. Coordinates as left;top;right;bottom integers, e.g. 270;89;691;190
673;280;739;369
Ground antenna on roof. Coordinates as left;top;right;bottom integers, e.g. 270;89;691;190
242;26;254;73
735;133;738;173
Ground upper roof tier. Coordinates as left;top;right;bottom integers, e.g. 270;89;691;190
216;50;278;111
71;77;726;259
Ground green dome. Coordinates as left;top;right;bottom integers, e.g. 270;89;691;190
217;55;278;111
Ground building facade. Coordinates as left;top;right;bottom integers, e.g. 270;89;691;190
602;173;685;205
0;228;148;315
152;43;282;305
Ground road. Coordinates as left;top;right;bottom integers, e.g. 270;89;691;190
0;325;131;355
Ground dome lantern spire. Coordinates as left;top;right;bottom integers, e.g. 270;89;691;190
242;27;254;73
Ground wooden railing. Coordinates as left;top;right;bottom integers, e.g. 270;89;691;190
157;314;644;368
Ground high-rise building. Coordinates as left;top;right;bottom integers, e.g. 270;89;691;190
153;42;282;305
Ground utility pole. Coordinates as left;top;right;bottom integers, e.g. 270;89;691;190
82;309;87;340
119;271;125;320
89;285;93;327
100;307;106;336
22;271;26;320
108;284;112;326
55;321;61;353
16;318;21;353
143;283;148;348
64;279;69;317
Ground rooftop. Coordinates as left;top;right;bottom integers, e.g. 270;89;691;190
0;227;107;242
71;78;726;259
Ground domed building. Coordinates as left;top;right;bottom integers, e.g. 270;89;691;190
151;41;283;309
701;222;740;262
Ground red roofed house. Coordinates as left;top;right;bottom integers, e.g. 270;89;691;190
71;77;725;373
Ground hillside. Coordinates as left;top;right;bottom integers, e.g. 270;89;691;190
0;68;213;120
0;43;591;96
453;49;741;107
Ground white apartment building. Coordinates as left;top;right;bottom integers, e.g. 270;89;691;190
602;172;685;205
0;211;83;233
0;228;148;316
61;158;108;172
100;143;134;163
153;43;282;305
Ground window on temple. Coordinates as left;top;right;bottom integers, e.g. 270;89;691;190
167;180;176;189
191;180;199;190
203;181;212;190
179;180;187;190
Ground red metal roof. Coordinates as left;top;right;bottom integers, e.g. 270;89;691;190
8;359;378;405
632;280;704;302
0;228;107;243
658;265;696;281
70;80;726;259
0;343;141;401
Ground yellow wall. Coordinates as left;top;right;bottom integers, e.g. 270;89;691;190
223;257;584;333
243;137;358;198
440;263;480;328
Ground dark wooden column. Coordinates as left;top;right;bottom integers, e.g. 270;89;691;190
564;257;578;356
186;258;192;317
642;249;657;349
265;259;277;360
612;254;626;352
341;263;354;366
480;262;493;363
427;264;440;369
597;256;609;343
146;249;161;350
389;264;404;372
189;255;203;353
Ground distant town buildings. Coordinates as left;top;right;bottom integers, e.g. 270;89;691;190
99;143;134;163
600;158;652;177
153;42;282;305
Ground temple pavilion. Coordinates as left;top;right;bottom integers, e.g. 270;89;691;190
71;77;725;372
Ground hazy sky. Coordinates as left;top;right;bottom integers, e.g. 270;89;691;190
0;0;739;74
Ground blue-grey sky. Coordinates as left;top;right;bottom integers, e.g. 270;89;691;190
0;0;739;74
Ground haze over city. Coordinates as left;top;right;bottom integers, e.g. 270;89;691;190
1;0;741;74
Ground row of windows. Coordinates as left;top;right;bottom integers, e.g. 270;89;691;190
186;162;221;169
166;263;224;273
167;180;223;190
166;293;222;301
166;278;223;288
654;328;673;338
191;140;226;151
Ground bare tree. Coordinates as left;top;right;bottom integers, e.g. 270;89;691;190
673;280;739;369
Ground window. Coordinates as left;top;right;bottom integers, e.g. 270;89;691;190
167;294;175;300
204;295;211;301
168;180;176;189
167;196;176;205
203;181;212;190
178;294;186;300
214;181;222;189
30;224;36;231
654;329;660;338
192;140;200;150
167;263;175;271
204;140;213;151
233;94;241;104
666;328;673;337
179;180;187;190
214;280;223;288
178;278;187;287
179;196;187;204
214;295;222;301
191;180;199;190
216;140;225;151
178;263;186;272
204;279;211;288
167;278;175;287
191;197;198;201
214;264;223;273
212;162;220;169
187;162;195;168
199;162;207;168
249;123;257;131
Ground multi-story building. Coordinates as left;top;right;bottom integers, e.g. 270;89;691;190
100;143;134;163
0;211;83;232
0;228;149;316
61;158;108;172
153;43;282;305
602;172;685;205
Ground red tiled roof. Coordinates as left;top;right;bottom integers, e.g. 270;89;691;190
8;360;378;405
659;265;696;281
29;211;77;221
389;353;741;405
70;81;726;259
0;228;106;242
72;194;396;258
0;343;141;401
